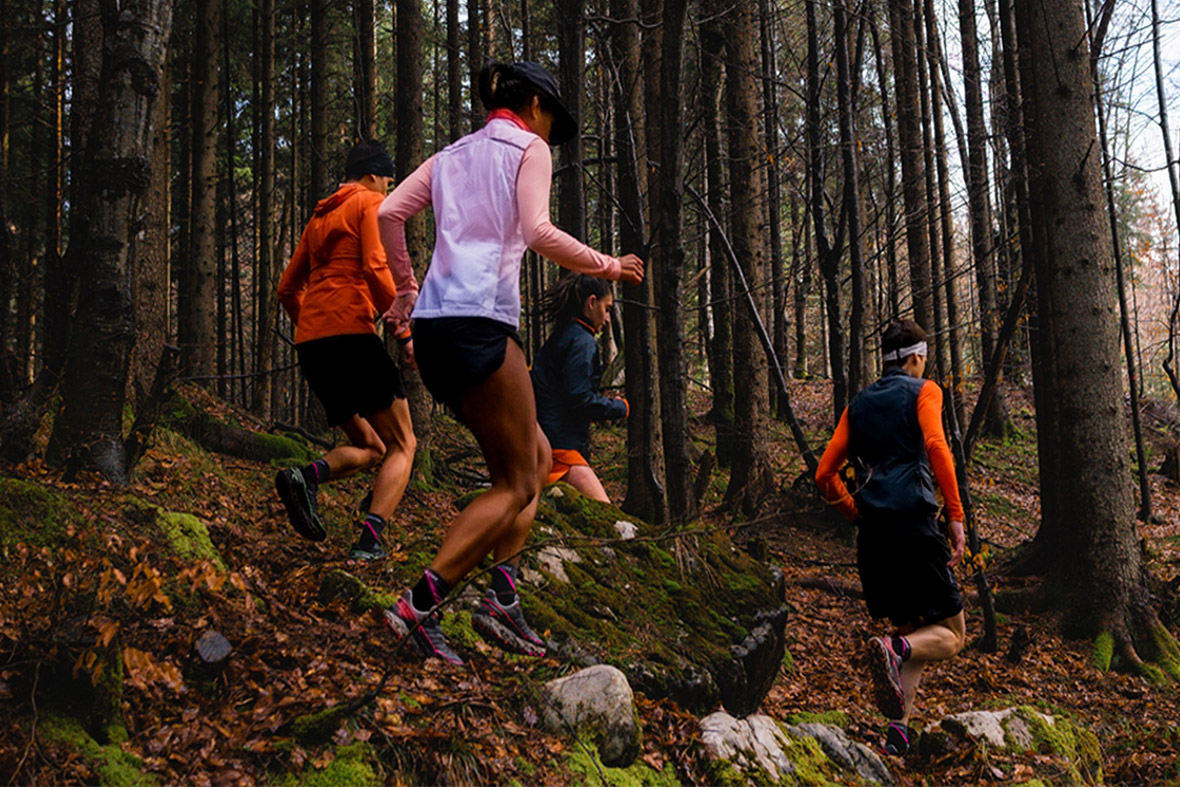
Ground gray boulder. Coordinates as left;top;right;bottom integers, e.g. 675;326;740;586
540;665;642;768
700;712;796;782
786;722;892;785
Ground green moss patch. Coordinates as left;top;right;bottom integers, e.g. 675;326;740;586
564;742;679;787
272;743;378;787
41;713;157;786
0;477;83;550
1014;706;1103;785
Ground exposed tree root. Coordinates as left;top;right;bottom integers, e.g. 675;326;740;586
1092;607;1180;685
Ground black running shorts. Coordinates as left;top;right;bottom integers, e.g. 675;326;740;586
411;316;523;418
856;509;963;627
296;333;405;426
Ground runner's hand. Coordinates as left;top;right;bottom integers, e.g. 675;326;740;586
399;338;417;370
382;290;418;333
947;519;966;567
618;254;644;285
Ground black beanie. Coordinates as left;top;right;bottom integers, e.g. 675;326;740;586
345;139;395;180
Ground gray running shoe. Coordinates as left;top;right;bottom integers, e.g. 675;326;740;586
867;636;905;719
275;467;327;541
349;541;387;561
383;592;463;665
472;590;547;657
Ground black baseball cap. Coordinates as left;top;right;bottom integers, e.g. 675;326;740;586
510;61;578;146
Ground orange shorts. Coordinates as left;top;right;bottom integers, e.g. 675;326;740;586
547;449;589;484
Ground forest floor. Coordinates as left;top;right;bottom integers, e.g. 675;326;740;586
2;377;1180;785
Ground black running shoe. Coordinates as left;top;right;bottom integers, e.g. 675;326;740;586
275;467;327;541
349;541;387;561
472;590;547;657
884;722;915;756
866;636;905;719
383;592;463;665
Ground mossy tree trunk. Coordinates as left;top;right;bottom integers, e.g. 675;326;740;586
48;0;172;483
1017;0;1179;678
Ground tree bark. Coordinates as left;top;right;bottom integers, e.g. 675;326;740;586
835;0;866;395
654;0;695;522
446;0;462;142
309;0;330;205
253;0;277;418
181;0;220;382
1018;0;1148;649
700;17;733;466
555;0;586;240
354;0;378;139
395;0;434;483
49;0;173;482
888;0;933;333
610;0;666;524
724;0;775;513
467;0;483;131
913;0;945;381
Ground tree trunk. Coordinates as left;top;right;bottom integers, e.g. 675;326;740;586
253;0;277;418
354;0;378;139
723;0;775;513
759;0;789;409
49;0;172;482
959;0;1009;437
396;0;434;483
913;0;945;381
888;0;933;333
181;0;220;382
869;3;899;321
467;0;482;131
309;0;330;205
1018;0;1165;668
446;0;462;142
806;0;846;423
555;0;586;241
700;18;733;467
835;0;866;395
655;0;695;522
611;0;666;524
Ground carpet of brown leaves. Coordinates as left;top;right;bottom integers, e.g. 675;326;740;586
0;379;1178;785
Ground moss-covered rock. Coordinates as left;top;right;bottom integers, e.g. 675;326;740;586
0;477;83;551
922;706;1102;785
563;742;680;787
41;713;157;786
161;392;319;465
317;569;397;614
519;484;788;716
289;705;352;746
122;497;224;569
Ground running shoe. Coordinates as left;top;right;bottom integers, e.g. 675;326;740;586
866;636;905;719
883;722;915;756
349;541;387;561
275;467;327;541
472;590;547;657
383;592;463;665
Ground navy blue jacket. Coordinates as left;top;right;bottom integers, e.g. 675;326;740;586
532;320;628;456
846;366;939;517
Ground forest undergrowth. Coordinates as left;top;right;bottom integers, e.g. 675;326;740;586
2;379;1180;785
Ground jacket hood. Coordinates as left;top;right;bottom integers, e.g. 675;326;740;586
313;182;366;217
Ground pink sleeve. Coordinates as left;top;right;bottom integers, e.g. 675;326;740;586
516;139;622;280
377;156;436;293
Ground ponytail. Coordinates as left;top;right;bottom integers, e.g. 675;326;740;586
542;273;613;326
478;61;540;114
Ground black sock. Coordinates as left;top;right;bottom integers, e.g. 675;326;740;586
892;634;911;662
491;564;518;605
301;459;329;487
411;568;451;613
356;513;385;551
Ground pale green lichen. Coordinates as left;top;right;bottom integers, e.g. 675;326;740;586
273;743;378;787
0;478;82;550
1092;632;1114;672
157;511;224;569
41;713;156;786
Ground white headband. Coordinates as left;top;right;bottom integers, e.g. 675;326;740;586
882;341;927;362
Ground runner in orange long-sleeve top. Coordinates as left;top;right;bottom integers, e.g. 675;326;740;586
815;319;966;757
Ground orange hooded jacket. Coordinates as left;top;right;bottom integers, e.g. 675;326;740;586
277;182;401;344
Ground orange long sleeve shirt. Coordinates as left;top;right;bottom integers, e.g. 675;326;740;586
277;183;399;344
815;379;964;522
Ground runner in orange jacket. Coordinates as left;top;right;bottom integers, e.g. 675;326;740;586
274;139;416;561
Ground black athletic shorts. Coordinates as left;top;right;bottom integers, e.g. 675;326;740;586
411;316;523;417
856;508;963;627
296;333;405;426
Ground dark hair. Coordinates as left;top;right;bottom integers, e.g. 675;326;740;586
478;62;543;115
344;139;394;180
543;273;613;326
881;319;928;367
